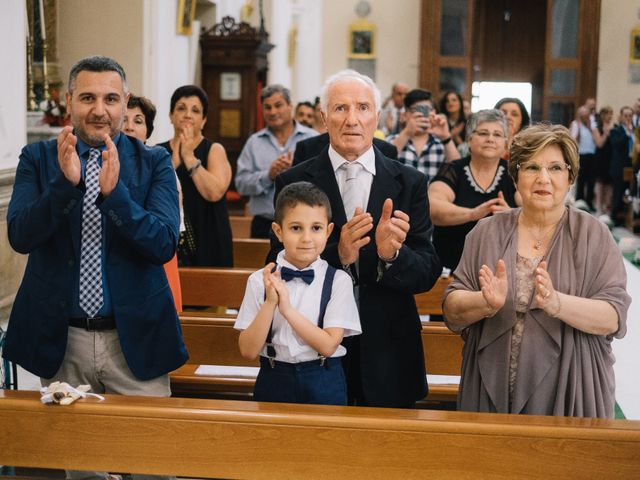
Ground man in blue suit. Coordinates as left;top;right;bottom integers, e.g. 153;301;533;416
4;56;187;401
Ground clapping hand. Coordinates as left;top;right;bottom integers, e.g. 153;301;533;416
534;261;561;316
479;259;508;315
338;207;373;265
57;126;81;186
375;198;409;260
100;134;120;197
262;263;279;306
268;150;293;180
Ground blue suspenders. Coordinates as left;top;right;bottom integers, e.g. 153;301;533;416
265;265;337;367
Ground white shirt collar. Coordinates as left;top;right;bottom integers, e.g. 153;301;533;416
328;145;376;176
276;249;324;272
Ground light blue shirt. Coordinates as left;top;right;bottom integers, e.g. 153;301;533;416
235;121;316;218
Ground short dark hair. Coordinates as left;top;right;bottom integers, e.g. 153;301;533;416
127;95;157;139
68;55;127;94
296;101;314;111
169;85;209;117
274;181;332;225
261;84;292;104
404;88;432;109
494;97;531;133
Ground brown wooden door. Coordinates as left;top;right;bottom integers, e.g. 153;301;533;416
419;0;600;124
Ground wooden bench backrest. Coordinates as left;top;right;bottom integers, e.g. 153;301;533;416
414;275;452;316
179;315;462;375
229;215;252;239
3;390;640;479
232;238;270;268
180;267;253;309
180;267;451;316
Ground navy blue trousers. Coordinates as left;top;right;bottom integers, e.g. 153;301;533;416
253;356;347;405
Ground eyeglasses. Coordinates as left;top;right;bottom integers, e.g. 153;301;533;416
517;161;571;176
473;130;506;139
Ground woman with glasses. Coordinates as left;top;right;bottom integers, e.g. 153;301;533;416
443;124;630;418
429;109;520;272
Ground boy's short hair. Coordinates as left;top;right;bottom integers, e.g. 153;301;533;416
274;182;332;225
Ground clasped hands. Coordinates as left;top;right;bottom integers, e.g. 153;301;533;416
262;263;294;316
268;150;293;180
57;126;119;197
338;198;409;265
479;259;561;317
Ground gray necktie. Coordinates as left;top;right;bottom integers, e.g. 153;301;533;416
79;148;104;317
341;161;362;220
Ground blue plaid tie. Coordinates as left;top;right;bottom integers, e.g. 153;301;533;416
79;148;103;317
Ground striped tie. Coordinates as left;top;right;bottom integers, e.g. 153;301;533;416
79;148;103;317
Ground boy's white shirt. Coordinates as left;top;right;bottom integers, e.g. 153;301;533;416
234;250;362;363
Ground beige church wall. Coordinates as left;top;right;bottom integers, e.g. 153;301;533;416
597;0;640;111
57;0;144;95
321;0;421;100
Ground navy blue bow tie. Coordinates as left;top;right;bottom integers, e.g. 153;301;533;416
280;266;315;284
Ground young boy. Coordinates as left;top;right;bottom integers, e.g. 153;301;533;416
234;181;361;405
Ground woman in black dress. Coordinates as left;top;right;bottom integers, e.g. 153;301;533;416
159;85;233;266
428;109;521;271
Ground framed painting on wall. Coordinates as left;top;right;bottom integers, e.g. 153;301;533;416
349;21;375;59
177;0;197;35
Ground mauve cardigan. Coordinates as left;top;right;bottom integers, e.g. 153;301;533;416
444;207;630;418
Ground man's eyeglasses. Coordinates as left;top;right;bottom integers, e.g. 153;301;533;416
516;161;571;177
473;130;506;139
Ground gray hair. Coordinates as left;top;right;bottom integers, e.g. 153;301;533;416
319;69;382;113
466;109;508;139
68;55;128;94
260;84;291;104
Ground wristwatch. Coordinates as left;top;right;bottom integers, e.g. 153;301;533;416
188;159;202;176
441;137;452;145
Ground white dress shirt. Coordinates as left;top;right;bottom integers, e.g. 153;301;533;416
234;250;361;363
329;145;376;216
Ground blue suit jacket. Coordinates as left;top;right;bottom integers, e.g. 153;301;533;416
4;134;188;380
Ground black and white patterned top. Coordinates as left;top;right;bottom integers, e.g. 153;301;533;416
431;156;517;270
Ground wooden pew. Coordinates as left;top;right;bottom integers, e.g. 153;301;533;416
2;390;640;479
229;215;252;239
180;266;452;316
171;315;462;402
233;238;270;268
414;275;452;316
180;267;253;310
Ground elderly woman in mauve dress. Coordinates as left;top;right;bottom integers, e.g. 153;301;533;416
443;124;630;418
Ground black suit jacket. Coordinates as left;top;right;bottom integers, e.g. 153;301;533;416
272;148;441;407
293;132;398;166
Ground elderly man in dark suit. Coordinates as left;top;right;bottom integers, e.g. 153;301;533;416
271;70;441;408
292;131;398;165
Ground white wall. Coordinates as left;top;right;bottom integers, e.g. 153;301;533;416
0;3;27;170
322;0;421;98
57;0;145;95
142;0;198;145
597;0;640;112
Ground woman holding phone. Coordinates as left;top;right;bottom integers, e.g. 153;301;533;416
428;109;521;272
387;88;460;182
